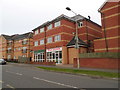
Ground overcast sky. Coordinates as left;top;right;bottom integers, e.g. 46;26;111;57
0;0;106;35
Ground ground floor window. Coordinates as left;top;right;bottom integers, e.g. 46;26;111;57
34;52;45;62
47;51;62;64
34;47;62;64
7;55;11;59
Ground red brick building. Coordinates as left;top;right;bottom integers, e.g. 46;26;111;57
94;0;120;52
32;14;102;65
0;32;33;61
75;0;120;70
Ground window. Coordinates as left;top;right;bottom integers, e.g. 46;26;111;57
55;35;61;42
35;30;39;35
22;55;26;57
14;56;16;59
47;24;52;30
7;55;11;59
40;39;44;45
47;37;52;43
54;21;61;27
22;39;27;45
40;28;44;33
34;41;38;46
7;48;12;53
22;47;27;53
18;47;21;50
78;22;83;27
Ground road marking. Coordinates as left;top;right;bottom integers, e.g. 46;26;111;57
6;71;15;74
6;71;23;76
16;73;22;76
33;77;78;88
6;84;14;89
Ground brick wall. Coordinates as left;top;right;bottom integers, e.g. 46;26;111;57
73;58;120;69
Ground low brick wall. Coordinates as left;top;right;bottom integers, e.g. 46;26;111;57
73;58;120;69
29;61;56;66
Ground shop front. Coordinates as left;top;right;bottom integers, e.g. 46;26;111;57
34;50;45;62
46;47;62;64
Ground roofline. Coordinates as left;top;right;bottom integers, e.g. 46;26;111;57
84;18;101;27
32;15;76;31
32;14;101;32
98;0;108;12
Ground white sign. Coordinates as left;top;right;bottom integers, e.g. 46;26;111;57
46;47;62;52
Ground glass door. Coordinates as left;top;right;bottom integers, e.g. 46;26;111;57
55;51;59;64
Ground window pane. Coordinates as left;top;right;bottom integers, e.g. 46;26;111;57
35;30;39;35
55;35;61;42
40;28;44;33
47;37;52;43
55;21;61;27
40;39;44;45
34;41;38;46
47;24;52;30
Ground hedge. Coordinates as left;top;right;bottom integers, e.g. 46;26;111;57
79;52;120;59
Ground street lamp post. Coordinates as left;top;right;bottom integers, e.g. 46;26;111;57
66;7;80;68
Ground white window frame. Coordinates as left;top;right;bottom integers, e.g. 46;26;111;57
47;24;52;30
54;21;61;27
40;39;44;45
35;30;39;35
40;27;44;33
78;22;83;27
47;37;52;43
34;41;38;46
55;35;61;42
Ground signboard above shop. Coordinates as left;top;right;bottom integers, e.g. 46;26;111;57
46;47;62;52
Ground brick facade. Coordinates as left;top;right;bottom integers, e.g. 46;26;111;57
0;32;33;61
32;14;101;65
94;1;120;52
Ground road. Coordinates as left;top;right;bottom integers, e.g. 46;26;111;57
0;63;119;89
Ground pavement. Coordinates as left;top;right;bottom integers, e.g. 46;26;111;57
1;63;119;89
8;62;119;73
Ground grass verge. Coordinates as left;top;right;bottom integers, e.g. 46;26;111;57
37;66;119;78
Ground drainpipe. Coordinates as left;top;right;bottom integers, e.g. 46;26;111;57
101;13;108;52
85;19;89;53
44;27;47;62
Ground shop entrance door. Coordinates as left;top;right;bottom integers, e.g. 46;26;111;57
55;51;61;64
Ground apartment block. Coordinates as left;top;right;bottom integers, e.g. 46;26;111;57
0;32;33;61
32;14;102;65
94;1;120;52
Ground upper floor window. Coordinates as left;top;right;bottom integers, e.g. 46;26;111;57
40;39;44;45
54;21;61;27
35;30;39;35
47;37;52;43
22;39;27;45
78;22;83;27
40;28;44;33
34;41;38;46
7;47;12;53
22;47;27;53
18;47;21;50
47;24;52;30
54;35;61;42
